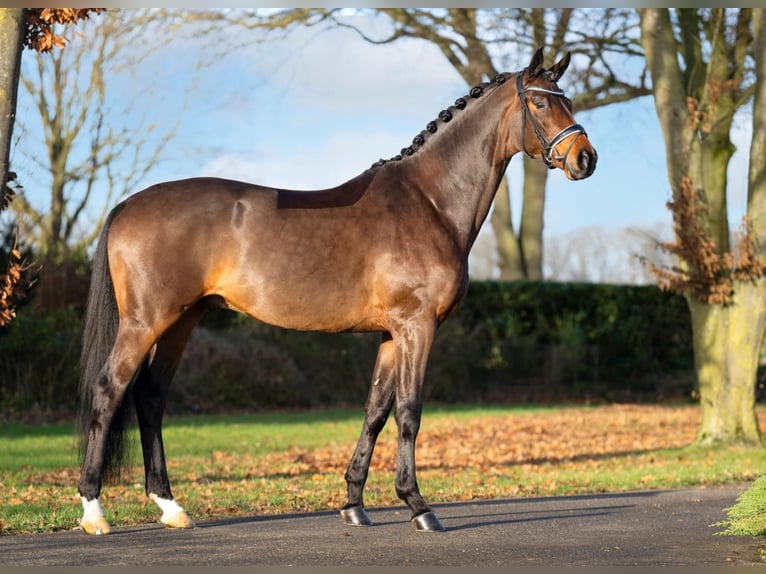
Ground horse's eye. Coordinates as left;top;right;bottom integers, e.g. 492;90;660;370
533;98;546;110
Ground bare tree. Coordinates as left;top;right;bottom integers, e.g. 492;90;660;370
11;9;187;261
544;224;673;284
640;8;764;445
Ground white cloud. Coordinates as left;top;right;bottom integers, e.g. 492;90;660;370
195;17;475;190
200;129;406;190
235;17;466;118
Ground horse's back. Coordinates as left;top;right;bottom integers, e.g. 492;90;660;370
117;177;274;216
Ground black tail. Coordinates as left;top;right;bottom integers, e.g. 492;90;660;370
77;202;134;483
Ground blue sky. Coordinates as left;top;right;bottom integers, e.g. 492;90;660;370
11;9;755;279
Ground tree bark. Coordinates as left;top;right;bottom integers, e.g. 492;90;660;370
689;282;765;446
749;9;766;244
0;8;24;205
519;156;548;281
490;177;525;280
639;9;690;186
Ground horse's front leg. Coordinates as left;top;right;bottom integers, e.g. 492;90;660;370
341;334;396;526
392;318;445;532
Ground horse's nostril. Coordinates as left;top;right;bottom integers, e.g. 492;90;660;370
578;150;591;171
577;149;597;175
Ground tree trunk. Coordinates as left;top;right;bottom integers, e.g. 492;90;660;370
490;176;525;280
0;8;24;204
489;164;548;281
641;8;766;447
519;155;548;281
688;281;766;446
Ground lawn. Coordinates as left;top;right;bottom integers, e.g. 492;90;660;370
1;403;764;535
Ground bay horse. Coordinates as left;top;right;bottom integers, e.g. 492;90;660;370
76;47;597;535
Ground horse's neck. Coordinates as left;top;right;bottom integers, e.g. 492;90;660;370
405;90;517;254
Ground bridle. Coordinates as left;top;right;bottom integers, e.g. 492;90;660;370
516;73;587;169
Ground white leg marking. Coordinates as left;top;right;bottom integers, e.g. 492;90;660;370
81;496;105;519
149;493;185;519
80;496;111;535
149;493;195;528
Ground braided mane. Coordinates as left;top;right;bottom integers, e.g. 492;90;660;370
369;71;517;170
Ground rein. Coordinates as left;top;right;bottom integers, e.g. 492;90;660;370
516;73;586;169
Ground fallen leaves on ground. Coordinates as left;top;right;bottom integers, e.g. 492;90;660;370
218;404;764;476
2;404;765;532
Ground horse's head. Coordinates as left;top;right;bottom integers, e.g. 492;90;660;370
515;47;597;181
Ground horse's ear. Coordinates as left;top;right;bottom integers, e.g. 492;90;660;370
527;46;545;78
550;52;571;82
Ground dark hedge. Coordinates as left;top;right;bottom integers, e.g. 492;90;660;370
0;281;696;421
434;281;695;404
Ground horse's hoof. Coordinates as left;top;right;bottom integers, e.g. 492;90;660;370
149;493;195;529
412;511;445;532
340;505;372;526
162;510;195;529
80;515;112;535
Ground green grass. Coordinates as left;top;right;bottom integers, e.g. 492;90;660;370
713;473;766;562
714;474;766;537
1;404;764;535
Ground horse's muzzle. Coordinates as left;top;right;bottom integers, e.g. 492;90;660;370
567;147;597;180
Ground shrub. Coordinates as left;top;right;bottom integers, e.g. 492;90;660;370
171;326;309;413
0;282;698;419
0;305;82;421
171;315;378;413
448;281;695;403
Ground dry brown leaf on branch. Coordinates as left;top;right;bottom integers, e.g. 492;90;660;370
0;236;37;327
23;8;105;53
648;176;766;305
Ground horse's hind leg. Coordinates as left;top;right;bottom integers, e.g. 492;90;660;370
78;326;157;535
341;333;396;526
133;302;206;529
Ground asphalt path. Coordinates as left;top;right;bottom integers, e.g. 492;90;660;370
0;485;761;567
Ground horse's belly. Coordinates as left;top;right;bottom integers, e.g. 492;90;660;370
219;280;381;333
